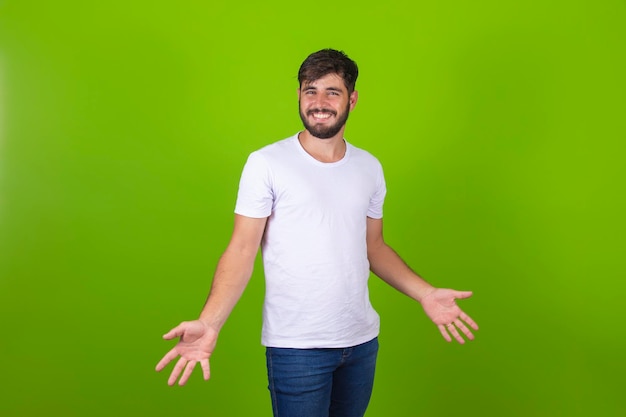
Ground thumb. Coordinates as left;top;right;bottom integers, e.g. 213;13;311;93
454;290;473;300
162;322;187;340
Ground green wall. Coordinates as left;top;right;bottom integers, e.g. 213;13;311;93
1;1;624;416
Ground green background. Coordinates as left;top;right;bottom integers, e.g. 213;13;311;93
1;1;625;416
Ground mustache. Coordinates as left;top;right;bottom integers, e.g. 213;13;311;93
307;108;336;116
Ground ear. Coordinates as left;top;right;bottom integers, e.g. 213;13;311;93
349;90;358;111
297;87;301;101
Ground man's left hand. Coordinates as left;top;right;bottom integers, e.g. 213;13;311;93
420;288;479;344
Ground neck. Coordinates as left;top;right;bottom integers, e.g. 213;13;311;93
298;130;346;163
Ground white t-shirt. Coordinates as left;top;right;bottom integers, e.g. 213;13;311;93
235;134;386;348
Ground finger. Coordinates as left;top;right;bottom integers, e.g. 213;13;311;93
155;347;179;371
200;359;211;381
459;311;479;330
453;290;473;300
438;324;452;342
163;323;186;340
178;360;197;386
447;323;466;344
454;319;475;341
168;356;188;386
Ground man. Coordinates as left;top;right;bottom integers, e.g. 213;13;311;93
156;49;479;417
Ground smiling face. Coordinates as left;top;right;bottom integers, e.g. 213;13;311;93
298;73;358;139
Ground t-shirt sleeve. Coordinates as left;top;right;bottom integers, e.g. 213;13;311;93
367;161;386;219
234;151;274;218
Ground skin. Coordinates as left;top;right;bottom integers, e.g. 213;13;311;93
298;73;354;142
155;72;479;386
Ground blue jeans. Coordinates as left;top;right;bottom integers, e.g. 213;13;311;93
266;338;378;417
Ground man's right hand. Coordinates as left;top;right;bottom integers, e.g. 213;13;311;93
155;320;218;386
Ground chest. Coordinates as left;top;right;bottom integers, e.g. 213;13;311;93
271;163;377;214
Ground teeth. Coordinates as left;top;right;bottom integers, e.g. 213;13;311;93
313;113;331;119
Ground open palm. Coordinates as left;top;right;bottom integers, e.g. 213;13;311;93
420;288;479;344
155;320;218;385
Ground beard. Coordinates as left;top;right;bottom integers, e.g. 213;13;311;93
299;101;350;139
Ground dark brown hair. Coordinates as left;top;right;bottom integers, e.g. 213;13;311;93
298;49;359;94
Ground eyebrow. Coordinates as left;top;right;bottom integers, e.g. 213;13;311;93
302;85;344;93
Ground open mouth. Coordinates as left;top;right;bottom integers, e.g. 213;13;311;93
308;110;336;120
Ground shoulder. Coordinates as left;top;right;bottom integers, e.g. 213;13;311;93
346;141;383;169
242;134;298;171
253;134;299;159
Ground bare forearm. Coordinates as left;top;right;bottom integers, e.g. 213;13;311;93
196;215;266;332
368;243;434;302
198;248;256;332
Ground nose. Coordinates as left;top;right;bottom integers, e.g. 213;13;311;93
312;93;329;109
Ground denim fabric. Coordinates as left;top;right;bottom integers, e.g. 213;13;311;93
266;338;378;417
